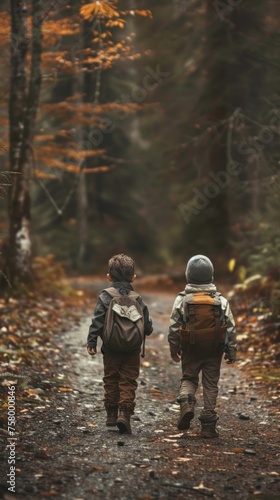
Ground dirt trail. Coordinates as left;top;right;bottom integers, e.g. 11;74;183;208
1;290;279;500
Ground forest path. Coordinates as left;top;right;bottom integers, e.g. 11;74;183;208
8;289;280;500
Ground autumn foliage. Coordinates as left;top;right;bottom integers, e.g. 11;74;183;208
0;1;152;184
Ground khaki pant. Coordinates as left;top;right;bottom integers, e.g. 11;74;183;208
103;352;140;414
180;345;223;422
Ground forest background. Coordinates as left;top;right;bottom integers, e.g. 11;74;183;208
0;5;279;499
0;0;279;287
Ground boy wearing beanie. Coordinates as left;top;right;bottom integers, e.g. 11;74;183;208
168;255;237;438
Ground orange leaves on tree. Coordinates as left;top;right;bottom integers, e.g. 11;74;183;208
44;19;80;38
67;149;106;160
83;165;115;174
105;18;125;29
130;10;153;19
34;158;114;176
0;0;153;201
50;159;79;173
0;11;10;41
33;170;58;180
35;134;56;142
80;1;120;22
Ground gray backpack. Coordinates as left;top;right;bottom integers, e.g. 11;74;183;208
103;288;145;355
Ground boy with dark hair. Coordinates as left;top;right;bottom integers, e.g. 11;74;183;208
87;254;153;434
168;255;237;438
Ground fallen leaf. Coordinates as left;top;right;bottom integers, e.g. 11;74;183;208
228;258;236;272
193;481;214;496
86;466;109;474
35;450;49;460
40;490;60;497
142;361;150;367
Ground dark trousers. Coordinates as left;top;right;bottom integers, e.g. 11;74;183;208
103;352;140;414
180;345;223;422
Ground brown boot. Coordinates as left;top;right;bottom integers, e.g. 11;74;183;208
106;407;118;427
200;420;219;438
177;395;196;431
117;408;132;434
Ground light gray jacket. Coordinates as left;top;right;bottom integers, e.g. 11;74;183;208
168;283;237;359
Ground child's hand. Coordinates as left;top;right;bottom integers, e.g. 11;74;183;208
171;351;181;363
224;353;235;364
87;346;96;356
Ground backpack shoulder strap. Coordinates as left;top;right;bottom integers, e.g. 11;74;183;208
212;291;222;305
184;294;196;344
128;290;140;300
181;293;191;324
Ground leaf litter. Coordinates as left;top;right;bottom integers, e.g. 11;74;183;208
0;283;279;498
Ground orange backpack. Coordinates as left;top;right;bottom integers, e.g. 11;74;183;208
179;292;227;345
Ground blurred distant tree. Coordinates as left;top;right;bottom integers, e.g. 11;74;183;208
185;0;270;252
29;1;153;272
135;0;279;273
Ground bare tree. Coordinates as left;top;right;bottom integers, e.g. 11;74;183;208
6;0;43;286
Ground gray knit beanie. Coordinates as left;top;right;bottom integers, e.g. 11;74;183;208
186;255;214;284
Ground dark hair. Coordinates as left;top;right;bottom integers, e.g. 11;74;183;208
108;254;135;282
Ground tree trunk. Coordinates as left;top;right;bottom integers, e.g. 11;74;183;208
77;171;88;269
77;3;93;272
188;0;267;254
7;0;43;286
204;1;229;251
